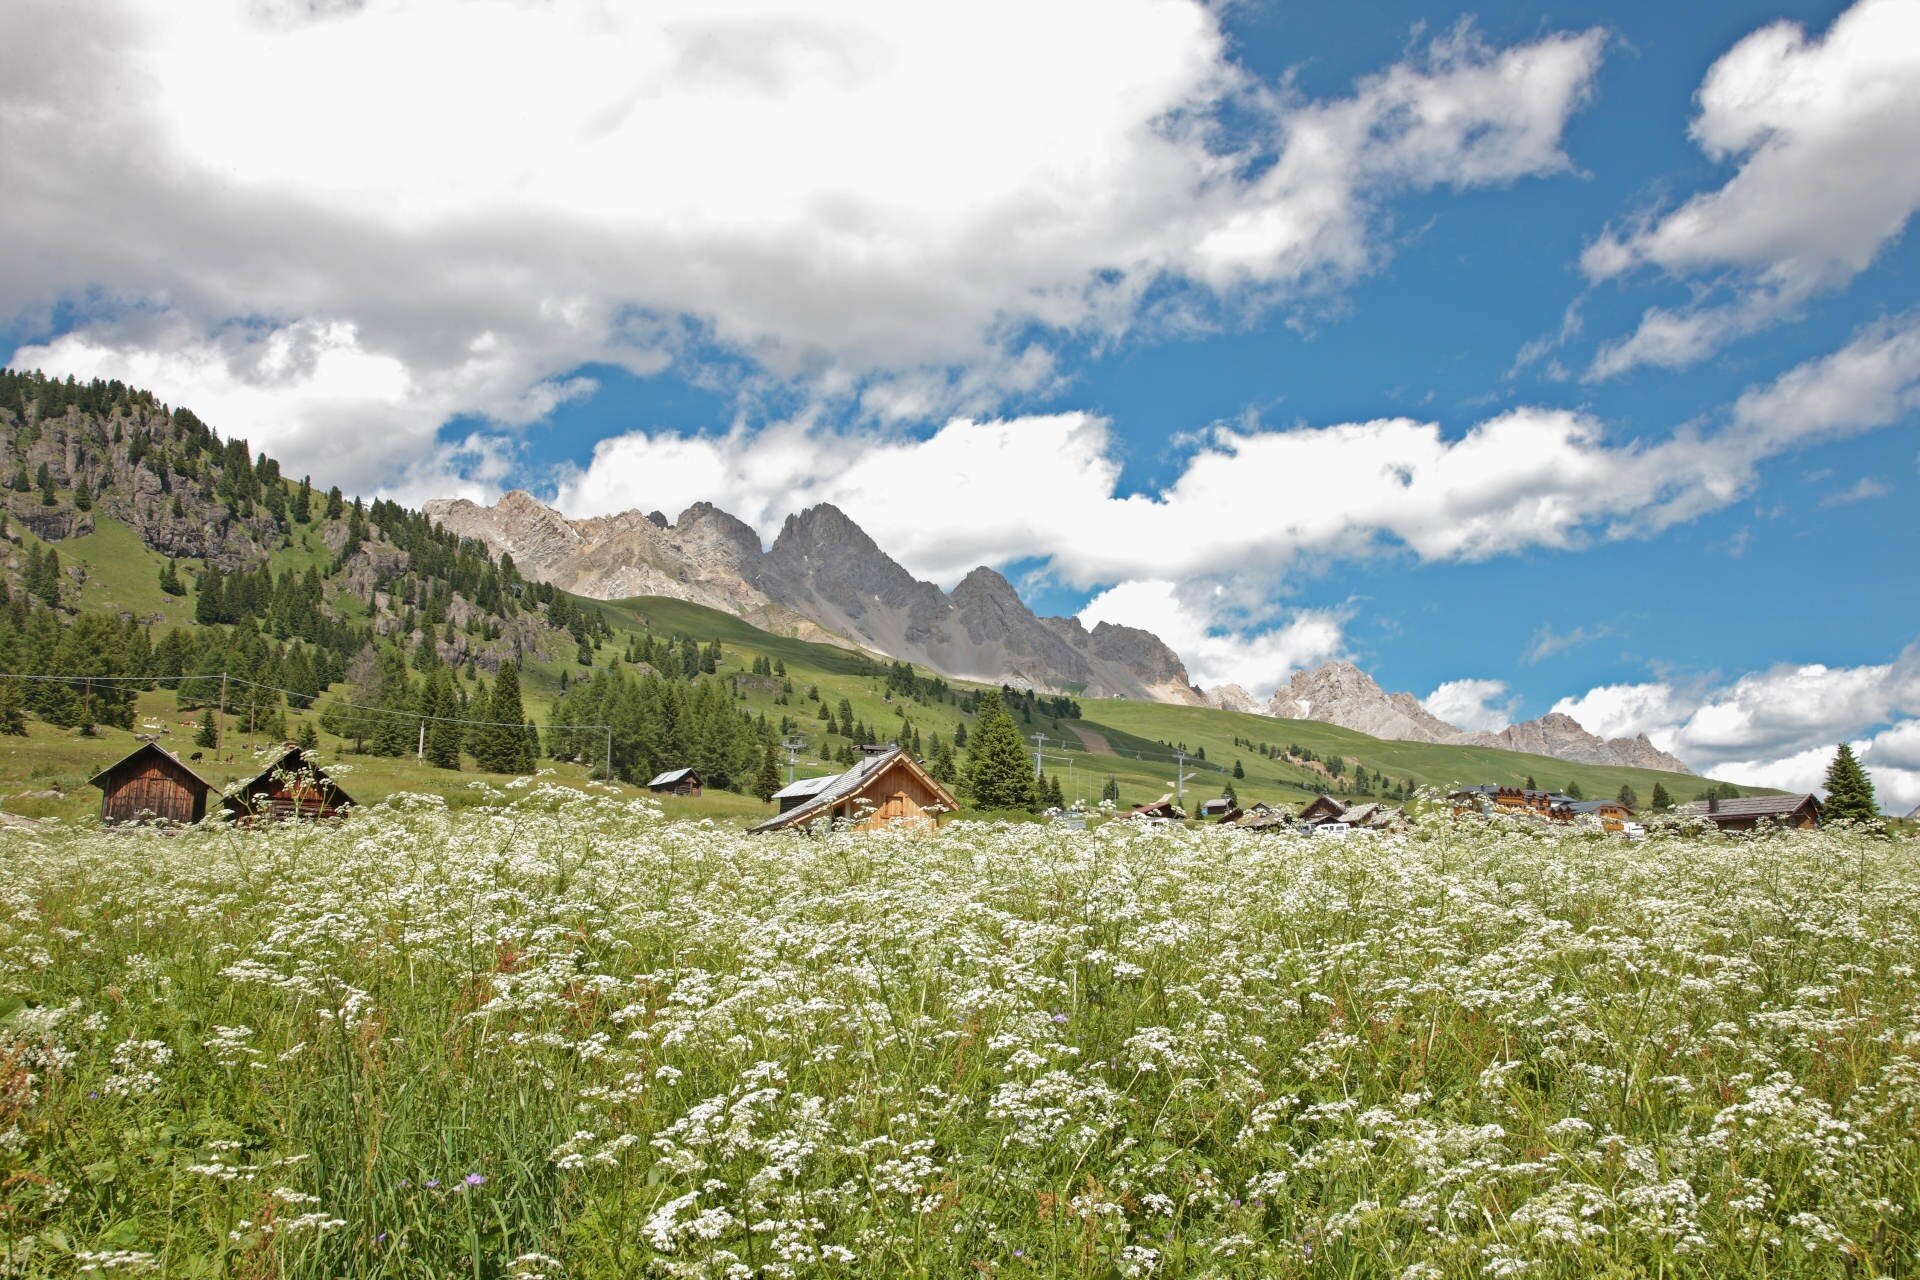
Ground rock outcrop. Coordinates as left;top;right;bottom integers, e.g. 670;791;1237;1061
1251;660;1695;773
428;492;1205;704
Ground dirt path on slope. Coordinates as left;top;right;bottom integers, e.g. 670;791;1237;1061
1067;724;1115;756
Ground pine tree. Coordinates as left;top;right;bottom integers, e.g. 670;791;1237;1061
36;463;55;506
1223;781;1238;808
754;740;780;801
1565;780;1584;800
476;662;534;774
0;681;26;736
1101;775;1120;806
1617;784;1638;808
962;690;1037;811
1232;758;1245;779
296;718;320;750
423;667;463;770
1524;775;1537;791
157;559;185;596
195;706;219;749
1650;782;1672;812
1822;743;1878;823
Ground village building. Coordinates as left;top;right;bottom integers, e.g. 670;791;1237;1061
1124;794;1182;821
647;767;703;797
750;745;957;834
1234;804;1294;831
90;740;215;826
770;773;839;814
1197;797;1240;821
1677;793;1822;831
1566;798;1635;832
223;744;355;822
1449;786;1579;821
1296;794;1348;826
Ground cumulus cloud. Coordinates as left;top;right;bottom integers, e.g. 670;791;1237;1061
0;0;1604;487
1554;643;1920;811
1818;477;1891;507
1584;0;1920;377
1076;580;1348;694
1422;679;1519;733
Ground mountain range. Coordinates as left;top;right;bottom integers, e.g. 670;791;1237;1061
427;491;1694;775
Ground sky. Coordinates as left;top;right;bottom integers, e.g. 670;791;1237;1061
2;0;1918;808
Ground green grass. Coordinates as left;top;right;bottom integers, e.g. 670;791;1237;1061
1;801;1914;1276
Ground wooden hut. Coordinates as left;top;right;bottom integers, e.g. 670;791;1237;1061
750;747;957;834
1678;793;1821;831
223;744;355;822
90;741;215;826
1197;797;1240;821
647;767;703;797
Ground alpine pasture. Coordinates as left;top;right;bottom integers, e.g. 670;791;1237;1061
2;791;1916;1277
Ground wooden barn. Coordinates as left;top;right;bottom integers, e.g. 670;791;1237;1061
1197;797;1241;822
647;767;703;797
1678;793;1821;831
90;741;215;826
1125;794;1182;821
223;744;355;822
750;747;956;834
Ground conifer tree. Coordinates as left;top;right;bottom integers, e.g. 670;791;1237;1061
1232;758;1245;779
423;667;463;770
962;690;1037;810
1566;780;1584;800
0;680;26;736
158;559;185;596
1650;781;1672;812
36;463;55;506
754;740;780;801
476;662;534;774
1617;784;1638;808
195;706;219;749
1101;775;1120;806
1822;743;1878;823
295;718;320;750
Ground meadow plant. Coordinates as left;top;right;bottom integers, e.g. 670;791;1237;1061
0;785;1916;1276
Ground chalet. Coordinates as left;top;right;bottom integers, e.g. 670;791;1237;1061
90;741;215;826
647;768;703;797
1125;794;1182;821
1296;794;1348;826
750;746;958;835
1566;798;1635;833
1339;802;1403;831
1677;793;1822;831
223;744;355;822
1449;786;1577;820
1234;804;1293;831
1197;797;1240;821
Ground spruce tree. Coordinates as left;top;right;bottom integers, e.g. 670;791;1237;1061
1565;780;1584;800
754;741;780;801
477;662;534;774
195;706;219;749
1650;782;1672;812
962;690;1037;811
423;668;463;770
1822;743;1878;823
0;680;26;736
295;719;320;750
1617;784;1638;808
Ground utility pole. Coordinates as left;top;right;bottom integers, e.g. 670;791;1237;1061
1174;748;1191;809
604;726;613;785
782;738;807;785
417;719;426;762
217;672;228;762
1031;732;1047;779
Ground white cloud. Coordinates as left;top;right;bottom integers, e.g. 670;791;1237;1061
1554;643;1920;811
1422;679;1519;733
1584;0;1920;376
1524;623;1608;664
1819;477;1891;507
1077;580;1348;694
2;1;1604;479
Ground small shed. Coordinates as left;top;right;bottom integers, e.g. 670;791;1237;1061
751;747;958;834
647;767;703;797
1197;797;1240;821
1125;794;1182;821
90;741;215;826
223;744;355;822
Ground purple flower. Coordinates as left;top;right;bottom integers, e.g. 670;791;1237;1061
425;1179;440;1189
464;1173;486;1188
376;1233;387;1244
1051;1013;1068;1023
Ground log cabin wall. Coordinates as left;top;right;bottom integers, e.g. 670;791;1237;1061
100;755;207;825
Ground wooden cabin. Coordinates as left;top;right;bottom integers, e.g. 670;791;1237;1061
90;741;215;826
1566;799;1635;832
1125;794;1181;821
771;773;839;814
1197;797;1240;821
647;767;703;797
1678;793;1821;831
1296;794;1349;826
223;744;355;822
750;747;957;834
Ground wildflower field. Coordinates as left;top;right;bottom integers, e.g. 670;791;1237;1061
3;791;1917;1278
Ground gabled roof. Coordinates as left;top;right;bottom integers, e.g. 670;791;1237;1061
89;740;215;792
224;744;355;810
1197;797;1236;814
771;773;839;800
1567;799;1632;815
1678;793;1821;820
648;767;701;787
750;747;957;833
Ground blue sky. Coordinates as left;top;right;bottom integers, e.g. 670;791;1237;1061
2;0;1917;804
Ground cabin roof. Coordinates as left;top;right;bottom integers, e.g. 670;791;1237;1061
1677;793;1820;820
750;747;956;833
647;767;701;787
1567;799;1632;815
771;773;839;800
88;740;215;793
225;744;355;809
